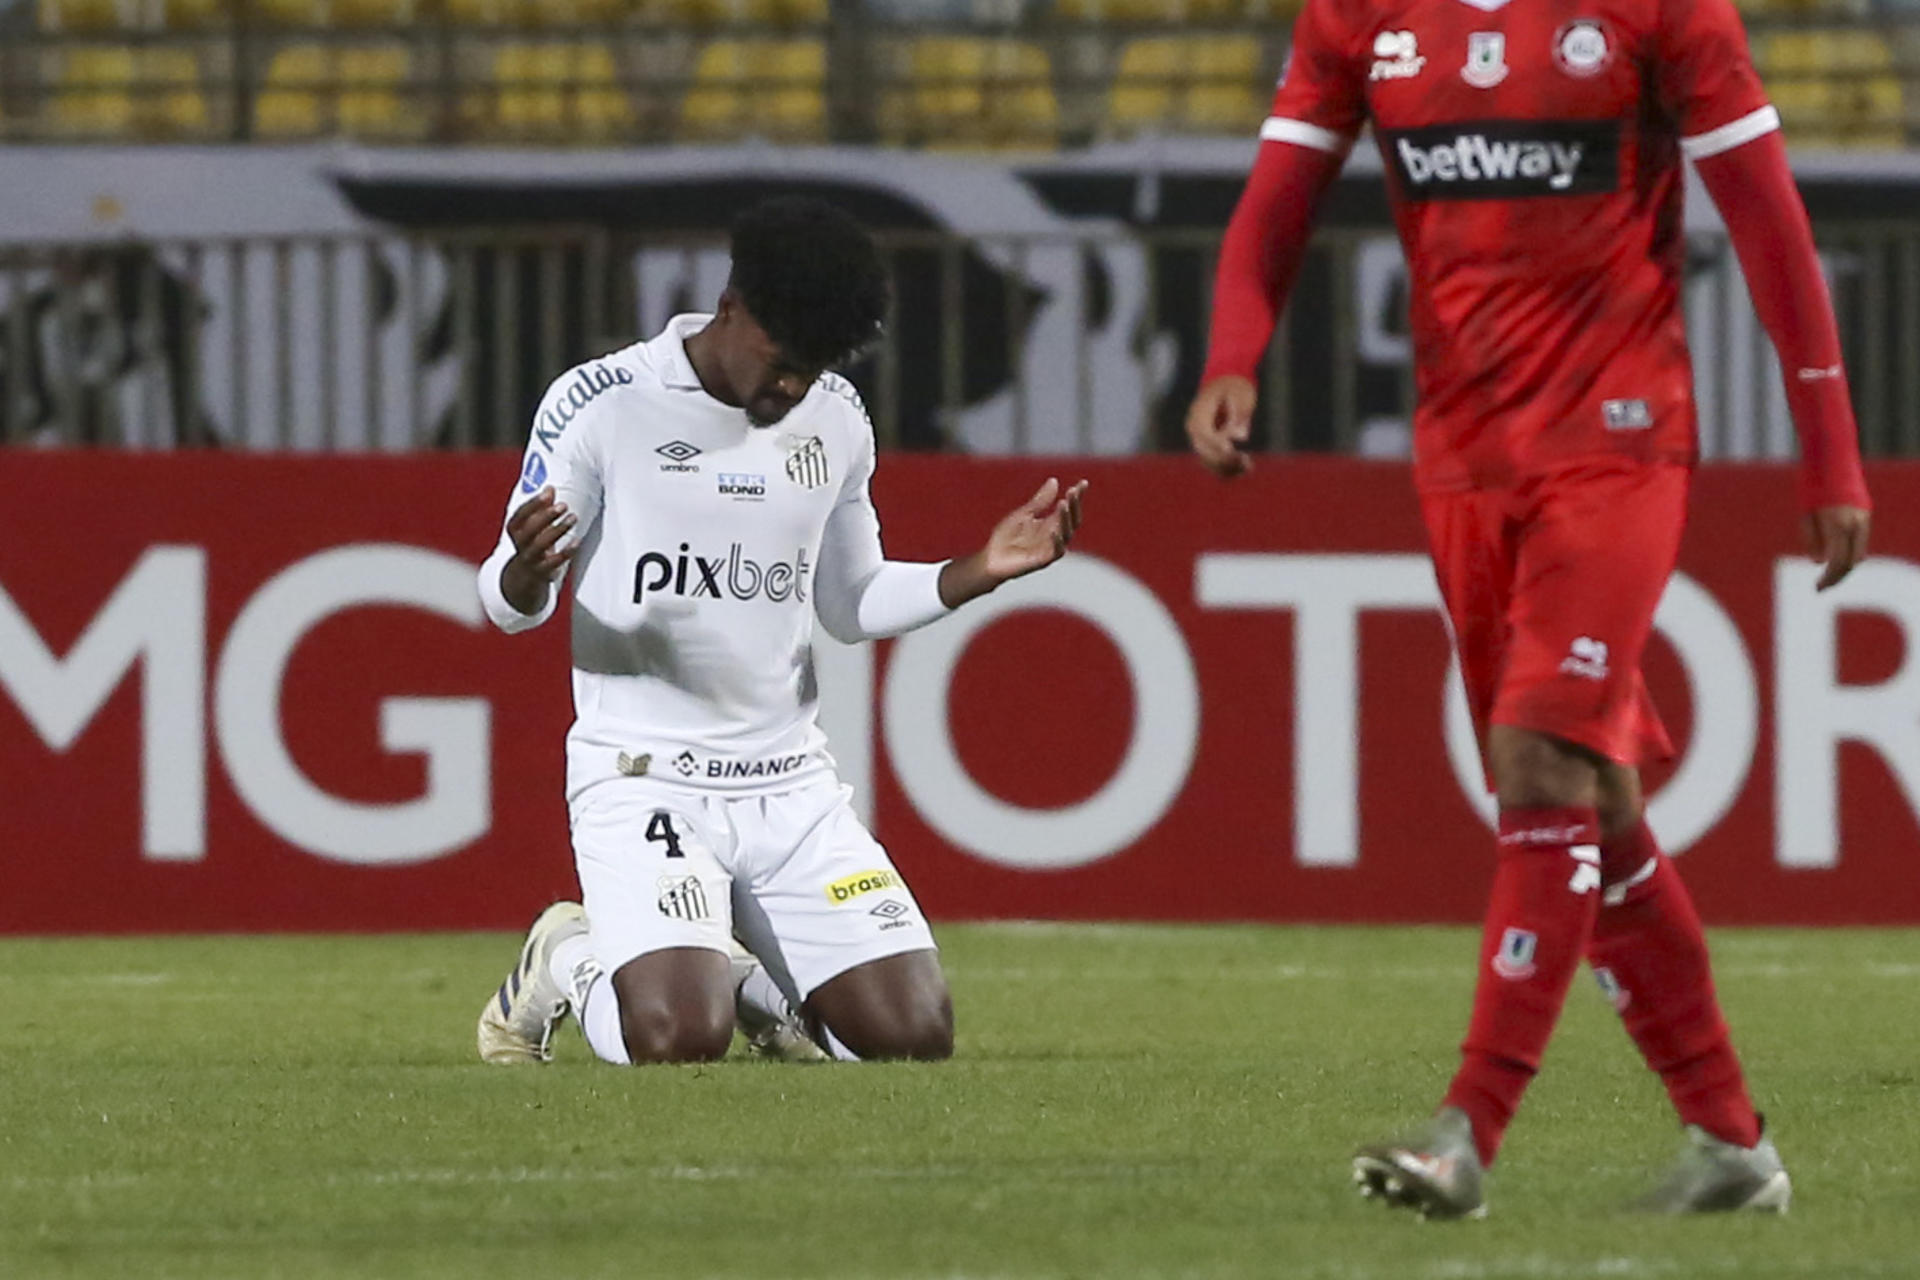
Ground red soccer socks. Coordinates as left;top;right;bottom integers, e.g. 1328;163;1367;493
1587;821;1761;1149
1443;806;1604;1166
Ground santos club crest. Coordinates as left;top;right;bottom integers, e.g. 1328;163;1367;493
784;435;830;489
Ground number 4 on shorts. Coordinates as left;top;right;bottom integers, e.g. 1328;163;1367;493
646;811;684;858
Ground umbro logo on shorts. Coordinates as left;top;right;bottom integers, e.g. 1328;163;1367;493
870;899;914;931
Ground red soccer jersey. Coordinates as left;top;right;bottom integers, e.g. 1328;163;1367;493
1267;0;1778;492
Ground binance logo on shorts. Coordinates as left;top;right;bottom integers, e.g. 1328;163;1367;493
826;869;901;904
657;875;711;923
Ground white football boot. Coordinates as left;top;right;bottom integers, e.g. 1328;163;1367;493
1352;1106;1488;1220
1631;1120;1792;1214
477;902;589;1065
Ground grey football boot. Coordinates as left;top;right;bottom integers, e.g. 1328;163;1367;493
1631;1122;1792;1214
1352;1106;1488;1220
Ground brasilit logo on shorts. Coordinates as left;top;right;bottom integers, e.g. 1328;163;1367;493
826;869;902;904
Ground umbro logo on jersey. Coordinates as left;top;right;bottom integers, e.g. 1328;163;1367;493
1385;120;1620;200
656;440;702;472
1370;30;1426;81
633;542;811;604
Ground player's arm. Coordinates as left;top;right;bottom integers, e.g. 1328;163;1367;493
476;381;608;631
1662;0;1870;589
1693;133;1871;589
1188;0;1362;478
812;421;1086;642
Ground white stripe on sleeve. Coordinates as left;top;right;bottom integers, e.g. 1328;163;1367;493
1681;105;1782;160
1259;116;1349;153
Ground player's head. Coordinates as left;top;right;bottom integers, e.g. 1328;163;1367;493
710;197;888;426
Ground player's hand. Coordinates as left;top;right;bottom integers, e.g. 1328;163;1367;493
984;476;1087;580
938;478;1088;608
500;486;579;614
1185;375;1257;478
1802;504;1870;592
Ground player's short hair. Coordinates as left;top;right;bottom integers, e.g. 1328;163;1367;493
728;197;889;370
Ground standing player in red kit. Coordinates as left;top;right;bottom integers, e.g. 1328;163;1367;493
1188;0;1872;1220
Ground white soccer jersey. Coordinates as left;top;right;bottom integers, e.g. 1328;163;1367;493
478;314;951;801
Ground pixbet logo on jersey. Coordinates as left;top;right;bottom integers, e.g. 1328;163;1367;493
1386;120;1620;199
632;543;811;604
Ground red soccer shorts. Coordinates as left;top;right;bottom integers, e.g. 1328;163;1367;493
1421;460;1689;784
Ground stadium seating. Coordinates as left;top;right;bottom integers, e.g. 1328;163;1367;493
1107;34;1264;136
881;36;1057;148
255;40;415;138
1758;29;1906;148
680;38;826;141
45;43;210;136
37;0;130;31
475;40;635;139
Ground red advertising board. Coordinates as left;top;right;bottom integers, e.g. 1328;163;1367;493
7;453;1917;932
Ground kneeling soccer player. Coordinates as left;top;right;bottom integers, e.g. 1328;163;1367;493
475;197;1086;1065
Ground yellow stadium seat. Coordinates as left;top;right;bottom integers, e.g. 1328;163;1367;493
680;38;825;142
252;0;327;24
37;0;128;32
48;45;137;134
46;44;210;137
333;0;416;25
254;42;330;135
337;43;412;133
165;0;231;27
256;41;413;138
143;46;209;134
884;37;1056;149
1759;30;1905;148
649;0;824;26
482;41;635;139
1109;36;1265;136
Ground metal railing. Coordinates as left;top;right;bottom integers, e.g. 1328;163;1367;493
4;224;1919;457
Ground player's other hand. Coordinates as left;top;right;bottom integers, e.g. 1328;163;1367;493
939;477;1088;608
1803;504;1870;591
500;485;579;614
984;476;1087;580
1185;375;1257;478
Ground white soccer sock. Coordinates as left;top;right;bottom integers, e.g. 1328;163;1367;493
574;968;630;1065
548;935;630;1066
820;1024;860;1062
737;963;802;1028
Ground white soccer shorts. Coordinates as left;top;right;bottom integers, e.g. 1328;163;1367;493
570;774;936;1002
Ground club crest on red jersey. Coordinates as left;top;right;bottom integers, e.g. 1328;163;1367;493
1462;32;1509;89
1554;19;1613;77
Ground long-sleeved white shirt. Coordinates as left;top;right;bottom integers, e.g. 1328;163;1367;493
479;314;950;800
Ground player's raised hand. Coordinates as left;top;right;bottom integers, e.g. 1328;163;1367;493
1185;375;1257;478
500;486;579;615
1803;505;1871;591
937;477;1089;608
984;476;1088;579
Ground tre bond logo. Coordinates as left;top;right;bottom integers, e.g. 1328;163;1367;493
1386;120;1620;199
632;543;811;604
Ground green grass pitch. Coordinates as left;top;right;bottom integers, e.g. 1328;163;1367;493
4;923;1918;1278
